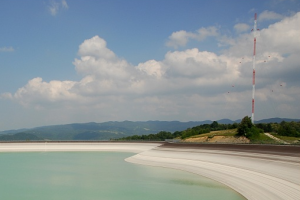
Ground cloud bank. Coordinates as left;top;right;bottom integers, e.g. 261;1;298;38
2;11;300;123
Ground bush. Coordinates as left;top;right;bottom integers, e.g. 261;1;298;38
278;121;300;137
237;116;253;136
236;116;263;141
256;123;273;132
247;126;261;140
181;128;198;139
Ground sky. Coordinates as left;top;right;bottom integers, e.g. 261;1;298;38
1;0;300;131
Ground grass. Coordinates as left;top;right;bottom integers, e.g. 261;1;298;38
270;134;300;144
186;130;295;144
187;129;238;142
250;133;282;144
183;129;300;145
189;129;237;138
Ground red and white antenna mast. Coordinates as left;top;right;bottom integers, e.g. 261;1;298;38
251;13;258;124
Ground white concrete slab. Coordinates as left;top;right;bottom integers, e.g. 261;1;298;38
126;146;300;200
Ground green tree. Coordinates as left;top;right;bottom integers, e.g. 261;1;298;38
256;123;273;132
230;123;238;129
210;121;219;130
247;126;261;140
237;116;253;136
181;128;198;139
278;121;300;137
173;131;182;138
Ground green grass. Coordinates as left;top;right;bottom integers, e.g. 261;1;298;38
192;129;237;138
184;129;300;145
249;133;281;144
270;134;300;144
186;129;238;141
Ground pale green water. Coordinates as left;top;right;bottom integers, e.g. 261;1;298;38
0;152;245;200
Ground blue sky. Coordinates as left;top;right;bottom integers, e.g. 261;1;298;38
1;0;300;130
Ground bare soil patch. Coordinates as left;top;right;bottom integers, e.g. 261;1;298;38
185;135;250;143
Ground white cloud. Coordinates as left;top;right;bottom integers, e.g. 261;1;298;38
48;0;68;16
166;26;218;48
165;30;192;48
72;36;138;97
258;10;284;22
0;46;14;52
3;12;300;124
12;77;77;107
259;12;300;54
77;36;115;60
234;23;250;33
164;49;229;79
137;60;165;78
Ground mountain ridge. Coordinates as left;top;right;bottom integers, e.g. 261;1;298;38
1;118;299;141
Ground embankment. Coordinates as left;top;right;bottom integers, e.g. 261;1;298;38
126;143;300;200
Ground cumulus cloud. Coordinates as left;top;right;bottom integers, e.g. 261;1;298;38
258;10;284;22
259;12;300;54
48;0;68;16
234;23;250;33
3;12;300;122
166;26;218;48
164;49;227;78
136;60;165;78
12;77;77;107
0;46;14;52
74;36;132;80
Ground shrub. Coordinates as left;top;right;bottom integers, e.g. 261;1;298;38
237;116;253;136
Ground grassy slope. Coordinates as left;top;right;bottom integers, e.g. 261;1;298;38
187;129;238;139
183;129;299;144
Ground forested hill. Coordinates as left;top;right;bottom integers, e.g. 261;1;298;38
0;118;299;141
0;121;209;141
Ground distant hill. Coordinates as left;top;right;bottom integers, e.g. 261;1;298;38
217;119;236;124
0;128;28;135
0;132;41;141
0;118;299;141
0;121;205;141
256;118;300;123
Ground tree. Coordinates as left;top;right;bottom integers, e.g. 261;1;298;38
237;116;253;136
256;123;273;132
210;121;219;130
278;121;300;137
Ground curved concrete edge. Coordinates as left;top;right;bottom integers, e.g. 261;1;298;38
0;142;162;153
125;147;300;200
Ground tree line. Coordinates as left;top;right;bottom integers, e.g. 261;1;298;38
2;117;299;141
237;116;300;139
117;121;238;141
117;116;300;141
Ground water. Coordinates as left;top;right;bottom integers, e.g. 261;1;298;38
0;152;245;200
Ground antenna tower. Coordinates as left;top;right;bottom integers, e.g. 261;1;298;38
251;13;258;124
